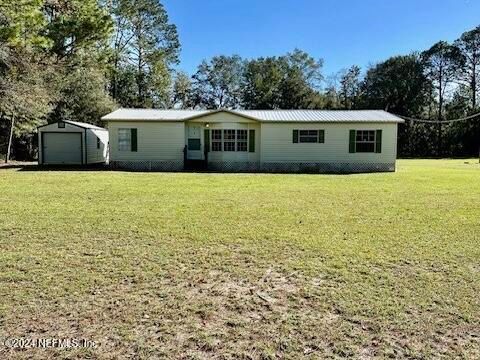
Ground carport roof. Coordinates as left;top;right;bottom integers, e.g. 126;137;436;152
101;108;405;123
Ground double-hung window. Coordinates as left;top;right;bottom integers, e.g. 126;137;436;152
118;128;137;152
349;130;382;153
236;130;247;152
293;129;325;143
118;129;131;151
223;130;236;151
209;129;250;152
300;130;320;143
211;130;222;151
355;130;376;153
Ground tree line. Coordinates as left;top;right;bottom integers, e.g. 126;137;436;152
1;1;479;160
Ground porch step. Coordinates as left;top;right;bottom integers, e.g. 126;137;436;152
185;160;208;171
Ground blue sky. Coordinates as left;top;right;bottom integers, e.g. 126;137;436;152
163;0;480;78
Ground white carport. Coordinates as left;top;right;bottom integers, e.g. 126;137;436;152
38;120;108;165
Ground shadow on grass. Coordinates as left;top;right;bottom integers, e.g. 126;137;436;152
12;164;111;172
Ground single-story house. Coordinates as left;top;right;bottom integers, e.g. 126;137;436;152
38;120;109;165
101;109;404;173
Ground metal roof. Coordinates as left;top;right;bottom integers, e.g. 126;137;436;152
102;109;210;121
102;108;404;123
65;120;106;130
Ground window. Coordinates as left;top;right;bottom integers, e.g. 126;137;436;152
355;130;376;153
188;139;201;151
210;129;250;152
236;130;247;152
97;137;101;149
58;121;65;128
212;130;222;151
223;130;236;151
293;130;325;143
118;129;131;151
300;130;319;143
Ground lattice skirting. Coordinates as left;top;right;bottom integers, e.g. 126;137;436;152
110;160;184;171
208;161;395;173
208;161;261;172
110;160;395;173
260;162;396;173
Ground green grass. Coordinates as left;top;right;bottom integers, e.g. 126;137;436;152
0;159;479;359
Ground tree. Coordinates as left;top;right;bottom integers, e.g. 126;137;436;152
339;65;361;109
43;0;112;60
0;0;49;48
422;41;464;155
454;26;480;109
48;63;115;125
241;50;323;109
242;57;283;109
171;71;193;109
361;54;433;157
192;55;245;109
277;49;323;109
0;48;53;161
109;0;180;107
362;54;431;116
422;41;464;119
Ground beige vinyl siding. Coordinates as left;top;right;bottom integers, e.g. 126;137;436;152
260;122;398;164
86;129;109;164
108;121;185;161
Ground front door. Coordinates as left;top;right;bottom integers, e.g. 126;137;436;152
187;125;202;160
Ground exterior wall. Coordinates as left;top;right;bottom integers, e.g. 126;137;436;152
86;129;109;164
260;122;398;172
108;121;185;171
106;114;399;173
38;122;86;165
187;113;261;170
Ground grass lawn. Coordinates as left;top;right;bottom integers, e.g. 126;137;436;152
0;159;479;359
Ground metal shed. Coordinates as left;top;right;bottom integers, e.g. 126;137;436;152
38;120;109;165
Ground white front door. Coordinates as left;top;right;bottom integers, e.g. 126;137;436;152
187;126;203;160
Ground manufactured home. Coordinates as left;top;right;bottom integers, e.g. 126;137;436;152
38;121;109;165
101;109;404;173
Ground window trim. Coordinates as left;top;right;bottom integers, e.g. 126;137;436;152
293;129;325;144
210;129;250;152
118;128;131;152
354;130;376;153
236;129;247;152
211;129;222;152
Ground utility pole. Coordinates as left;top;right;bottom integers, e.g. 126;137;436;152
5;115;15;164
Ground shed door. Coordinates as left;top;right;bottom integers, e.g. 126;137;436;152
42;133;82;165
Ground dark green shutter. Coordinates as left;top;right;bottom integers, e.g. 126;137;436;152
293;130;299;143
249;129;255;152
204;129;210;152
318;130;325;143
131;128;137;152
375;130;382;153
349;130;356;153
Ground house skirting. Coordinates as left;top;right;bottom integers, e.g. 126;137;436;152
110;160;395;173
260;162;395;173
110;160;184;171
